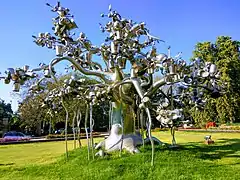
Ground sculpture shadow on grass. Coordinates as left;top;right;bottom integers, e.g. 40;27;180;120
68;138;240;163
176;138;240;162
132;138;240;164
0;163;15;166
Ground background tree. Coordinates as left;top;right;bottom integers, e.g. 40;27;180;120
18;92;48;135
17;73;109;136
191;36;240;125
0;99;13;135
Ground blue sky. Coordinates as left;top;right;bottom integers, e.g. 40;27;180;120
0;0;239;111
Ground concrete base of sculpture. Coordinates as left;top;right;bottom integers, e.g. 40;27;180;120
95;124;165;156
95;124;142;154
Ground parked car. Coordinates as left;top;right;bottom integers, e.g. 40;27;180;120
54;128;92;134
2;131;31;142
54;128;65;134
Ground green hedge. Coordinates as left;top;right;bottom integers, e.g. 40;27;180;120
208;125;240;130
152;128;169;132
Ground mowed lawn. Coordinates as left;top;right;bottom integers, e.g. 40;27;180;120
0;138;102;167
0;131;239;180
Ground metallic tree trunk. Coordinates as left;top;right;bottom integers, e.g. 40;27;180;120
110;102;135;135
122;104;135;134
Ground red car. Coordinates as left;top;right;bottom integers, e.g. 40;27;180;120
1;131;31;142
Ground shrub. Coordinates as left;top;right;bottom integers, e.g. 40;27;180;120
219;126;240;130
205;122;217;129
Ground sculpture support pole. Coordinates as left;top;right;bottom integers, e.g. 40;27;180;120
140;110;145;148
145;107;154;166
119;103;123;157
77;108;82;148
61;97;69;159
133;109;136;133
72;110;77;149
170;83;176;146
109;102;112;132
131;78;155;166
84;104;90;160
89;102;94;160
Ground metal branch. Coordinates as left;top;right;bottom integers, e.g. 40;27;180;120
49;56;112;83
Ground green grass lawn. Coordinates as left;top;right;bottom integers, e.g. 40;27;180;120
0;131;239;180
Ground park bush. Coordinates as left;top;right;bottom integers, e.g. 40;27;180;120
207;124;240;131
205;122;217;129
219;126;240;130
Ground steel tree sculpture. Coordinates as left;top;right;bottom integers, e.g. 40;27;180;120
0;2;223;166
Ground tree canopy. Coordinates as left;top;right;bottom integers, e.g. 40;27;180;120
191;36;240;125
0;99;13;131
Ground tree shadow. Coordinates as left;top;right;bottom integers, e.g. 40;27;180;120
179;138;240;161
138;138;240;163
68;138;240;163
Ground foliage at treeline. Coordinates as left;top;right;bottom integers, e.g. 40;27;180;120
190;36;240;126
0;100;13;130
15;36;240;132
17;73;110;135
0;100;12;117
